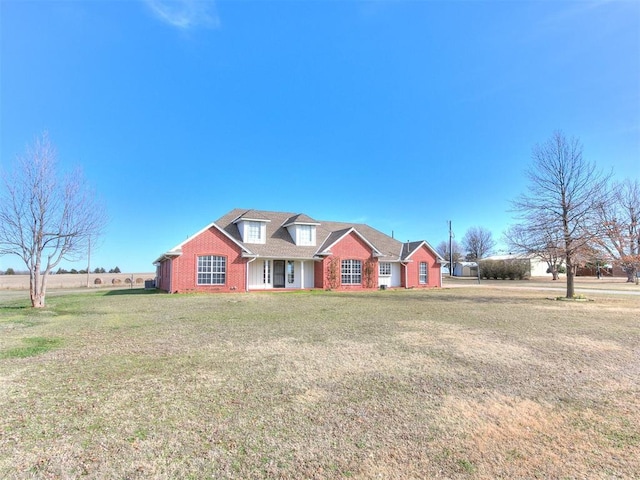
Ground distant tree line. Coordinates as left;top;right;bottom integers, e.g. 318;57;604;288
55;266;121;274
1;266;122;275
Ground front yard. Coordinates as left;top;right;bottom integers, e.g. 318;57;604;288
0;287;638;478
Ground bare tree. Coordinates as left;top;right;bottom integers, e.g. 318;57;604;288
0;133;106;307
511;131;610;298
436;239;463;273
595;179;640;282
505;224;565;280
462;226;495;261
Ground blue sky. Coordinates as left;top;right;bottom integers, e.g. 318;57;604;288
1;0;638;273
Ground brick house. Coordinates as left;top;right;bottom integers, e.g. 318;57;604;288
154;209;443;293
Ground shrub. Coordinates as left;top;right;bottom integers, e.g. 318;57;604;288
135;278;144;284
326;257;341;290
479;259;530;280
112;278;122;285
363;259;376;289
94;278;102;285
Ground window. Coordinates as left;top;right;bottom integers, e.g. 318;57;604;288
419;262;428;284
298;225;313;246
379;262;392;276
263;260;271;284
247;221;262;243
287;261;295;284
198;255;226;285
341;259;362;284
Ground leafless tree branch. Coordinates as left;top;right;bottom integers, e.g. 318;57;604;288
0;132;107;307
510;131;611;297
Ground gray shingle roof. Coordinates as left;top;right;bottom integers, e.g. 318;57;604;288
215;208;407;260
402;241;426;260
282;213;320;226
232;209;272;222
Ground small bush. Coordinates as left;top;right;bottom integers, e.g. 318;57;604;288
135;278;144;284
112;278;122;285
94;278;102;285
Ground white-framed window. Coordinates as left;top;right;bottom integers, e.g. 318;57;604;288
263;260;271;284
419;262;428;284
198;255;226;285
287;261;295;284
298;225;313;246
379;262;392;276
341;259;362;284
247;221;263;243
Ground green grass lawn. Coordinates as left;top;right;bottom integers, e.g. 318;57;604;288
0;288;638;479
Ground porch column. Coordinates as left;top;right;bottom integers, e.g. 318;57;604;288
300;261;304;289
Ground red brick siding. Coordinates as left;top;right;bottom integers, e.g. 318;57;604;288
403;245;441;288
156;260;172;291
315;232;378;290
168;227;246;293
314;258;327;289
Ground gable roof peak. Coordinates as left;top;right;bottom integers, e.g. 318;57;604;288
316;226;384;257
282;213;321;227
232;209;271;223
402;240;445;262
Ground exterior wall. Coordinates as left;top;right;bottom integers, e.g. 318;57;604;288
167;227;246;293
390;262;402;287
378;262;402;288
378;264;392;288
453;263;477;277
404;245;441;288
315;232;378;290
248;259;271;290
314;258;328;289
530;258;550;276
156;260;171;291
302;260;315;288
248;259;316;290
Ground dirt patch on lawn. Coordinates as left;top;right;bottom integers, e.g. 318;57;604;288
424;391;638;479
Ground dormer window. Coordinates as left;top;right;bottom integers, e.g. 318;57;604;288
298;225;314;246
234;217;269;244
286;224;317;246
246;221;263;243
282;214;320;247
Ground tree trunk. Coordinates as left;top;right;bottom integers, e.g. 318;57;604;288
625;268;637;283
32;292;46;308
29;267;47;308
566;260;575;298
551;268;559;281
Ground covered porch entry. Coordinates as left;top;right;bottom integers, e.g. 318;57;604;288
247;258;315;290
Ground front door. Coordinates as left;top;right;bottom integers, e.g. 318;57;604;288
273;260;286;288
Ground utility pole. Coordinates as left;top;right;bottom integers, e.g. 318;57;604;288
449;221;453;277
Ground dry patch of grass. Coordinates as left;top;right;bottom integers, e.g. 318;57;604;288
0;288;638;479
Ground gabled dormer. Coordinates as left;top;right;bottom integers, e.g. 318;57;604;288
282;214;320;247
233;211;271;244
